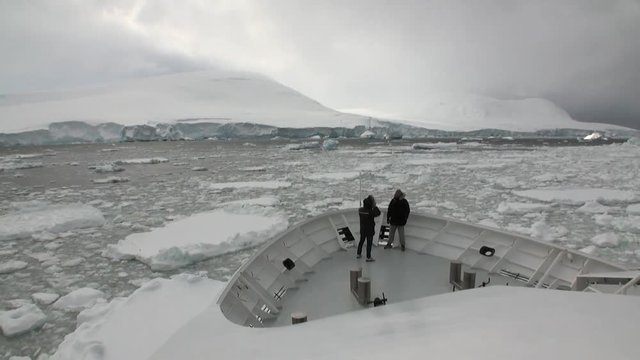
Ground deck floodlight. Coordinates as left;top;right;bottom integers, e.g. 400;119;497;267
479;246;495;257
283;258;295;270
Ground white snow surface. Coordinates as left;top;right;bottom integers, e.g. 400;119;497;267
0;70;370;133
51;278;640;360
397;93;630;132
0;304;47;337
0;202;105;241
105;205;288;270
51;274;220;360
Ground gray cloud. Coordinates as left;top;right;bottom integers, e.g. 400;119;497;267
1;0;639;129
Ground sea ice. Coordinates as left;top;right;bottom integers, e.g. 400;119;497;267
93;177;129;184
114;158;169;165
52;288;106;312
626;204;640;215
0;304;47;337
513;188;637;205
0;202;105;241
305;172;360;182
284;141;320;150
496;202;552;215
590;233;620;248
104;206;289;270
0;260;28;274
206;180;291;190
32;293;60;306
92;164;124;173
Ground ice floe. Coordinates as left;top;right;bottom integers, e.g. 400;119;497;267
93;176;130;184
0;202;105;241
32;293;60;306
305;172;360;182
206;180;291;190
0;304;47;337
104;206;288;270
590;233;620;248
496;201;552;214
513;188;637;205
114;158;169;165
0;260;28;274
91;164;125;173
52;288;106;312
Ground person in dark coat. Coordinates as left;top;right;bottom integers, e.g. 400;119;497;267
358;195;381;262
384;189;410;251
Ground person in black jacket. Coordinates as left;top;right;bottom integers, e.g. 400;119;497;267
384;189;410;251
358;195;381;262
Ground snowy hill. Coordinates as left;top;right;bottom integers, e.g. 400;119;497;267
394;93;630;132
0;70;370;133
0;70;632;141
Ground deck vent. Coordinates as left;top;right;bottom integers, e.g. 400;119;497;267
283;258;295;270
378;225;389;240
337;227;355;241
479;246;495;257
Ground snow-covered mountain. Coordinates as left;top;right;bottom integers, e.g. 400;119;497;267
391;93;629;132
0;70;371;134
0;70;633;144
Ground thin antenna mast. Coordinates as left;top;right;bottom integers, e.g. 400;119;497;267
359;170;362;207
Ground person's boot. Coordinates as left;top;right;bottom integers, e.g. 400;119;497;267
366;257;375;262
384;243;392;249
401;245;405;251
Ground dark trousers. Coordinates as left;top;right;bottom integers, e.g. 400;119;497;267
357;232;373;258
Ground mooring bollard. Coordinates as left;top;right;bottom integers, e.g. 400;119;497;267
350;268;362;293
462;271;476;290
291;312;307;325
450;261;462;285
357;277;371;305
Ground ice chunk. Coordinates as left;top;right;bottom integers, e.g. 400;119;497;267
284;141;320;150
206;180;291;190
0;304;47;337
32;293;60;305
191;167;207;171
93;177;129;184
305;172;360;182
52;288;106;312
92;164;124;173
590;233;620;248
114;158;169;165
497;202;551;214
322;139;338;150
513;188;637;205
577;201;615;214
411;143;433;150
0;203;105;241
104;206;288;271
0;260;28;274
627;204;640;215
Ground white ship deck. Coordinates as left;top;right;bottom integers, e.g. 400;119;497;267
269;244;514;326
217;209;633;328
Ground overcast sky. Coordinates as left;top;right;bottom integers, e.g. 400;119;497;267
1;0;639;129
